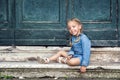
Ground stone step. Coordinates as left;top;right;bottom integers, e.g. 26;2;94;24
0;46;120;79
0;46;120;63
0;61;120;78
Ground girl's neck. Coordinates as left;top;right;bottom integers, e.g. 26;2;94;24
76;31;81;37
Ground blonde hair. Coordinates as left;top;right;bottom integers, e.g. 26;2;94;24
67;18;83;33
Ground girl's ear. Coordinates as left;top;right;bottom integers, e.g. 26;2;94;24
78;24;82;30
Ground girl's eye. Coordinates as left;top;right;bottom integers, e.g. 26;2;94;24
67;27;71;30
72;26;75;28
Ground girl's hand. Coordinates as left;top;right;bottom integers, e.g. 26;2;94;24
67;55;72;60
80;66;86;73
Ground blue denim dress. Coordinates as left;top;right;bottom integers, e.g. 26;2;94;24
68;33;91;67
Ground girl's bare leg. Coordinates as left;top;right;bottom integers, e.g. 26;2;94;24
66;58;87;73
67;58;80;66
48;50;68;61
48;50;81;66
48;51;86;73
37;50;68;64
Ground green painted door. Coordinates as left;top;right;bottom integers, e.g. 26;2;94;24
68;0;118;46
15;0;67;46
118;0;120;46
0;0;14;45
0;0;119;46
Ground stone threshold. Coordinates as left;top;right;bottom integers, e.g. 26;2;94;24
0;61;120;70
0;46;120;51
0;46;120;70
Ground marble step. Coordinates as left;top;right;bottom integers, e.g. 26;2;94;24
0;46;120;78
0;46;120;63
0;61;120;78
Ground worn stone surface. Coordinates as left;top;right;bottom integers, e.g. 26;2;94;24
0;67;120;78
0;46;120;78
0;46;120;63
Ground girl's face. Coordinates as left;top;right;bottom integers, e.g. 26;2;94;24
67;21;81;36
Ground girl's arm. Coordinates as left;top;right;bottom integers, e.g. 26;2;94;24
81;35;91;67
67;46;74;56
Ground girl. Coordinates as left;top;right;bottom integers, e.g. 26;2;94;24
37;18;91;73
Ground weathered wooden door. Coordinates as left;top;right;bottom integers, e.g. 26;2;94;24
15;0;67;46
118;0;120;46
68;0;118;46
0;0;14;45
0;0;119;46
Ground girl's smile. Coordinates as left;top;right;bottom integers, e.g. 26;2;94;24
67;21;81;36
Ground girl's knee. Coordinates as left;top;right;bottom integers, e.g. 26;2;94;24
57;50;66;55
67;60;75;66
67;59;80;66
